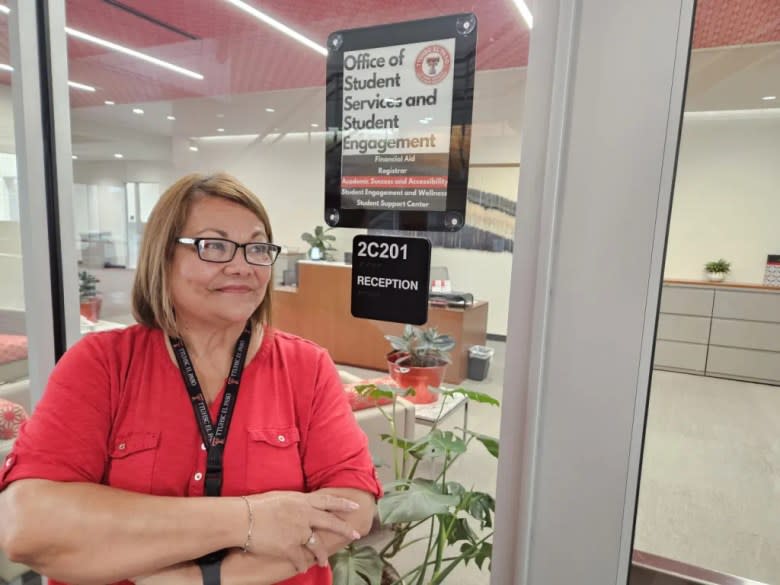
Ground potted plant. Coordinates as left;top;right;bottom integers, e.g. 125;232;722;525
301;225;337;261
704;258;731;282
330;383;500;585
79;270;102;322
385;325;456;404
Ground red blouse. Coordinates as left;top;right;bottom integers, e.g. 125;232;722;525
1;325;382;585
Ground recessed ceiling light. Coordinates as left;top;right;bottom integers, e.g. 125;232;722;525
762;95;777;101
104;100;115;105
225;0;327;56
167;115;176;120
311;123;319;128
68;80;96;92
265;107;275;113
64;27;204;80
189;145;199;152
72;155;78;159
217;128;225;132
133;108;144;115
114;153;124;159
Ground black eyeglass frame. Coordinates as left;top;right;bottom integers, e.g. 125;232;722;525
176;237;282;266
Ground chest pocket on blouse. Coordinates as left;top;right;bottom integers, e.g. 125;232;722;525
106;432;160;494
245;427;304;492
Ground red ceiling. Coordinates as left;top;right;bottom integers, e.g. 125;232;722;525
0;0;778;108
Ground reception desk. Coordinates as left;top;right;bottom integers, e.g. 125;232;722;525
272;261;489;384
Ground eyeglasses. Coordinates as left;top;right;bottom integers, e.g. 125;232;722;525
176;237;281;266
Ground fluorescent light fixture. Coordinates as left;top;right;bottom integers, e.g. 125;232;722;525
762;95;777;101
167;115;176;120
225;0;327;56
189;145;199;151
72;155;78;160
104;100;115;105
68;80;96;92
419;118;430;124
114;153;124;158
311;123;319;128
512;0;534;29
265;107;275;112
199;133;260;142
65;27;204;80
1;63;96;93
133;108;144;115
217;128;225;132
0;5;9;14
685;107;780;121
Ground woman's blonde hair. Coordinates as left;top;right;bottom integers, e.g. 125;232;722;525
132;172;274;337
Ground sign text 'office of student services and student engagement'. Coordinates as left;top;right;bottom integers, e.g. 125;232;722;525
325;14;477;233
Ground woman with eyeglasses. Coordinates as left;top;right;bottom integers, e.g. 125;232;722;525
0;173;380;585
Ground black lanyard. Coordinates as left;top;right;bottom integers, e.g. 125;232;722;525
170;322;252;497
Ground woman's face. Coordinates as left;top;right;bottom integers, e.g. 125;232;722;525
170;196;272;329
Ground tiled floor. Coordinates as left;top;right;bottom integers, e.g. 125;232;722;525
635;370;780;584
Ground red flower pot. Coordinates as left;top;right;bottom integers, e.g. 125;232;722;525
387;351;446;404
79;296;102;322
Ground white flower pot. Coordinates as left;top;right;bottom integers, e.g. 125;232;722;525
706;272;725;282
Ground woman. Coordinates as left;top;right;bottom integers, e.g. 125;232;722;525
0;173;381;585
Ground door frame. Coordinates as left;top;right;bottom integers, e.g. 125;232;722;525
492;1;694;583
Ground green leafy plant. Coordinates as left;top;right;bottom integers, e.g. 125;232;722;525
330;383;500;585
79;271;100;302
301;225;337;260
704;259;731;274
385;325;456;367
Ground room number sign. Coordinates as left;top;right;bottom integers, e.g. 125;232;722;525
351;235;431;324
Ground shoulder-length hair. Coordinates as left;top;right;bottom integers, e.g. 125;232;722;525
132;172;274;337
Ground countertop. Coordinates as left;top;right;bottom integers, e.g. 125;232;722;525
664;279;780;292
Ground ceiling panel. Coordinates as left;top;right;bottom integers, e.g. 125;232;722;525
0;0;777;110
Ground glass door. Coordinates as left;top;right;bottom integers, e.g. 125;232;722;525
9;1;723;584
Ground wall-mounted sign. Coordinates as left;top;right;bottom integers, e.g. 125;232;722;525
351;235;431;325
325;14;477;232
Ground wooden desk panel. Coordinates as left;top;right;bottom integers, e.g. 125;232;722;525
271;262;489;384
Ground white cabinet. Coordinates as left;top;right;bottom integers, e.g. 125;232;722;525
654;283;779;385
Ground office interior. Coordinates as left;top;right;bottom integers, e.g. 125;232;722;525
0;0;778;584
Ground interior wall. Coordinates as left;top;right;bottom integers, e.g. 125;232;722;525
664;115;780;284
0;221;23;309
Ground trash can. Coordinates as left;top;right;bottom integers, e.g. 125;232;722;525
467;345;495;381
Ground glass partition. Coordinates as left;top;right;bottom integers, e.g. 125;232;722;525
62;2;532;582
0;5;28;392
634;3;780;583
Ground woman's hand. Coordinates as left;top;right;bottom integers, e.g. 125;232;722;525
244;491;361;572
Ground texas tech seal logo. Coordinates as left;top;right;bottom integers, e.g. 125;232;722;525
415;44;451;85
